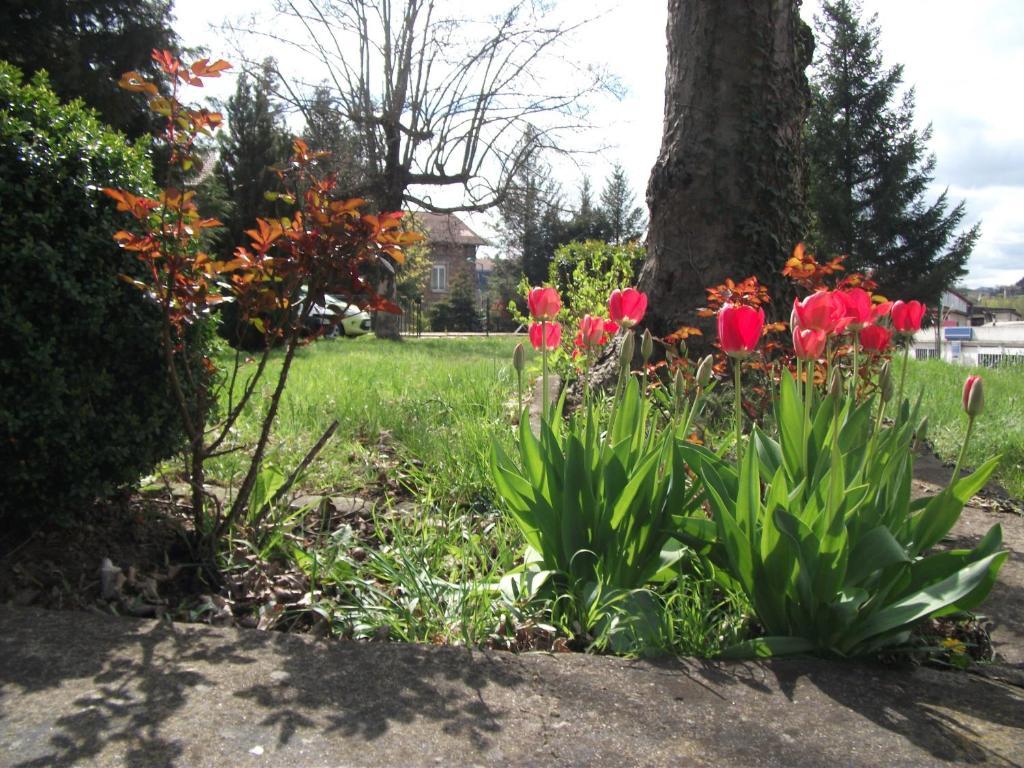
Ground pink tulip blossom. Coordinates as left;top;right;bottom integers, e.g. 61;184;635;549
608;288;647;328
891;300;927;334
575;314;617;351
529;321;562;351
527;287;561;321
838;288;890;331
793;291;845;334
793;326;827;361
718;304;765;359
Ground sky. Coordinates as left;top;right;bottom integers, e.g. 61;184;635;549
173;0;1023;289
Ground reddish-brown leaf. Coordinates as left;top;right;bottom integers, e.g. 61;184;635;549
190;58;232;78
118;71;158;95
245;219;284;253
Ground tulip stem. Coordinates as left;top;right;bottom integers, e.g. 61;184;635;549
517;368;523;417
734;360;743;464
897;343;910;408
851;339;859;402
541;320;549;419
583;350;591;409
825;339;833;387
951;416;975;485
803;361;813;473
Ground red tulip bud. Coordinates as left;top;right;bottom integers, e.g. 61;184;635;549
963;375;984;417
858;324;892;353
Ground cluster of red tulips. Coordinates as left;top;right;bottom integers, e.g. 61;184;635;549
525;286;648;353
716;288;928;363
525;279;980;424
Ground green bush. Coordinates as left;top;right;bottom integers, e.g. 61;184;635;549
0;63;193;524
549;240;644;325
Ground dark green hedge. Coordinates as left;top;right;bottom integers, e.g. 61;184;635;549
0;62;191;524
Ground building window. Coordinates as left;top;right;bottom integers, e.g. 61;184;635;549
430;264;448;292
915;348;938;360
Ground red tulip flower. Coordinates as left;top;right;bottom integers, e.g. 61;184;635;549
718;303;765;359
891;300;927;333
793;326;827;361
838;288;890;331
529;321;561;351
575;314;617;350
793;291;845;334
528;287;561;321
608;288;647;328
858;324;892;353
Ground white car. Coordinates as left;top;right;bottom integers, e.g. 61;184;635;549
306;295;372;337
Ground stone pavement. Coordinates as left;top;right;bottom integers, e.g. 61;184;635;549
1;603;1022;767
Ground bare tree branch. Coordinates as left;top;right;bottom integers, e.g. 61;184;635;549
222;0;616;337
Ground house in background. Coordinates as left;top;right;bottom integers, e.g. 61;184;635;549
411;212;488;309
977;306;1023;324
911;289;1024;366
940;289;972;327
936;288;1023;327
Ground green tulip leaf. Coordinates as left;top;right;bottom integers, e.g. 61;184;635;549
718;636;816;659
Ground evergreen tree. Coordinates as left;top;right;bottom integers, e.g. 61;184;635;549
300;85;367;197
807;0;978;305
497;142;563;285
0;0;182;138
216;62;293;249
599;163;646;244
555;177;610;244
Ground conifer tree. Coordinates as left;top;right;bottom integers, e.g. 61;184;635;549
300;86;367;197
0;0;181;138
497;143;563;285
556;177;610;244
807;0;978;305
599;164;646;244
216;62;292;249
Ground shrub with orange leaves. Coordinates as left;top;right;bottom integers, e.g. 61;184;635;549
105;50;419;560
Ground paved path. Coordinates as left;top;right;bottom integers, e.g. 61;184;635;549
1;605;1022;767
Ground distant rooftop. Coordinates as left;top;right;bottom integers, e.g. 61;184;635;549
411;212;488;246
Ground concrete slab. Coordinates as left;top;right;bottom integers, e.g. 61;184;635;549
1;606;1022;767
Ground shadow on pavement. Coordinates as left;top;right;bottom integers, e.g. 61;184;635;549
0;607;524;766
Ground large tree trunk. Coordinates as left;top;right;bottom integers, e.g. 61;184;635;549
373;177;405;341
640;0;813;344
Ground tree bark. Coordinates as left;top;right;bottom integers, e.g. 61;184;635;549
373;181;406;340
640;0;813;345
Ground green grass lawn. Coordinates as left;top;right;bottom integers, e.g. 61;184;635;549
206;334;526;506
901;357;1024;498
